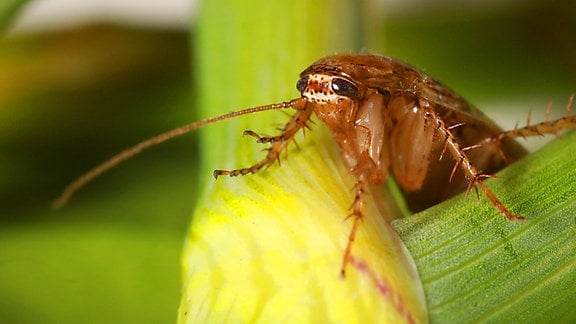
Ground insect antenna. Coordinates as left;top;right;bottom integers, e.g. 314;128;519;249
52;99;302;209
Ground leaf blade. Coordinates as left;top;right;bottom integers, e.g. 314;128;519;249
394;131;576;322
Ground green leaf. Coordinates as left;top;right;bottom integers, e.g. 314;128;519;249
394;130;576;322
183;2;576;322
179;1;428;323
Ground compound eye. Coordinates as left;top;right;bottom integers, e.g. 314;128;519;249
296;76;308;93
331;78;359;98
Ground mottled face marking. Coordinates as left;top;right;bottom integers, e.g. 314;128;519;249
300;74;347;104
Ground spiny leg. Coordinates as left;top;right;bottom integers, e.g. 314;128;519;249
341;178;367;278
242;129;296;144
423;106;524;221
242;130;277;143
213;104;314;178
244;117;314;144
482;95;576;150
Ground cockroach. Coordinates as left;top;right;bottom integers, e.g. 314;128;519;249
53;54;576;276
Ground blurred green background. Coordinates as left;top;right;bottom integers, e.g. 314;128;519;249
1;0;574;322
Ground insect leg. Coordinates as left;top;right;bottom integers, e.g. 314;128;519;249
423;106;524;221
482;95;576;147
243;130;289;144
213;104;314;178
476;96;576;163
341;178;367;277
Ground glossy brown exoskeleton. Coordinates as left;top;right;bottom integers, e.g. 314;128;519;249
54;54;576;275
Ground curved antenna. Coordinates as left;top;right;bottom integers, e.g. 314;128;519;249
52;98;303;209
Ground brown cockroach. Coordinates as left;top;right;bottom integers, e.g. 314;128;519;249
53;54;576;276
